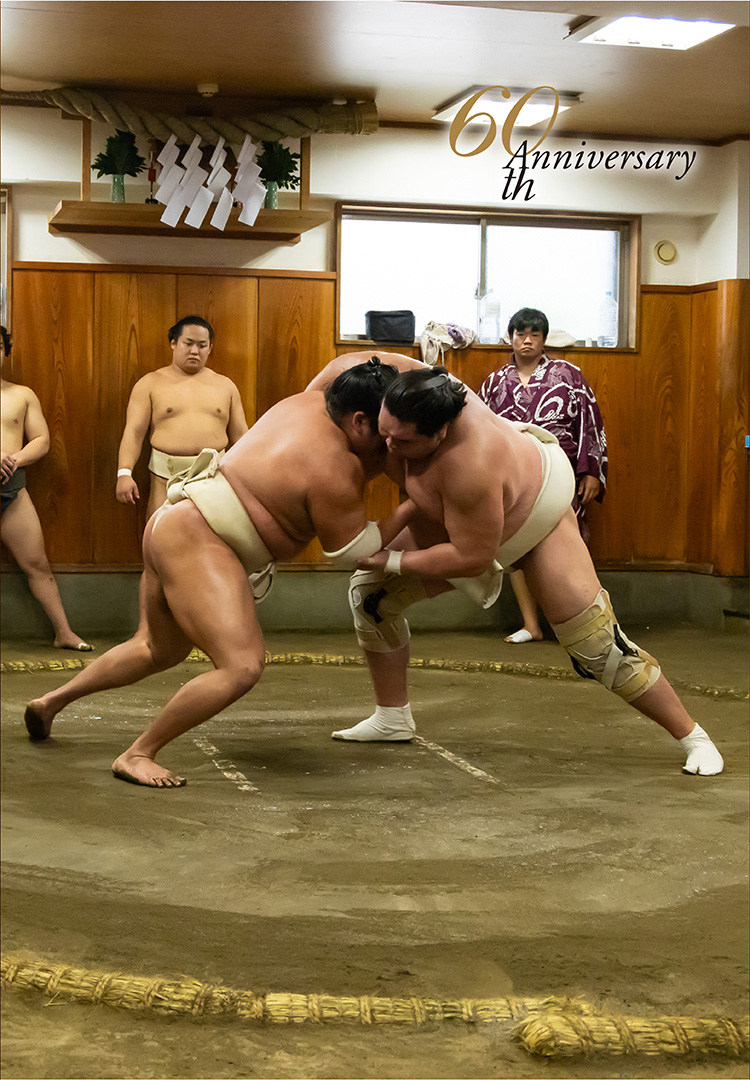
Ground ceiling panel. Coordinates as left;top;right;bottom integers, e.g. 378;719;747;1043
1;0;748;141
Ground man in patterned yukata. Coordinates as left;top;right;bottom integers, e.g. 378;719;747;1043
479;307;607;644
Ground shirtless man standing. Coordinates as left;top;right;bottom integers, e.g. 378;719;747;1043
313;355;724;777
1;326;91;651
116;316;248;518
24;359;412;788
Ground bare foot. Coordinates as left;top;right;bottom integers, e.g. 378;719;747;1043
54;636;94;652
25;699;55;741
112;752;186;788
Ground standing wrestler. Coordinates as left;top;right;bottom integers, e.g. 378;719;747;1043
0;326;92;651
116;316;248;518
318;356;723;777
25;360;415;788
479;308;607;644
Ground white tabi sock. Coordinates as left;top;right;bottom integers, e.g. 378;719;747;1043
679;723;724;776
332;704;416;742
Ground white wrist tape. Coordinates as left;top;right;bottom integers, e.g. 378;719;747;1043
117;469;132;478
385;549;403;575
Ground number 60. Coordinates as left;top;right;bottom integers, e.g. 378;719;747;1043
449;86;561;157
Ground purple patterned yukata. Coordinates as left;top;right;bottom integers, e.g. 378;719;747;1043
479;354;607;540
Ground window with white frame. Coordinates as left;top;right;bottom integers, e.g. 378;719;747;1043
337;203;638;348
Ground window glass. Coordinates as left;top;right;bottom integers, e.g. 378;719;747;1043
339;218;478;338
486;225;620;343
338;206;635;347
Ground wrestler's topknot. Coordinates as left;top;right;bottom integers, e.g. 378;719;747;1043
325;358;399;433
383;366;467;436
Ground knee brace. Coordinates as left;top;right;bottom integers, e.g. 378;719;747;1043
349;568;428;653
552;589;660;702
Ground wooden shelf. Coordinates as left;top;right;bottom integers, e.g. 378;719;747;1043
48;201;330;243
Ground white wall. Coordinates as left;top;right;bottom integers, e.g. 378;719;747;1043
3;106;747;284
11;183;333;270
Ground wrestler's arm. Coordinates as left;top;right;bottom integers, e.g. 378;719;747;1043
577;474;601;504
226;381;249;445
378;498;418;548
305;352;428;392
310;481;370;560
116;375;152;504
307;458;411;567
13;389;50;469
305;357;350;392
571;369;606;502
360;472;501;579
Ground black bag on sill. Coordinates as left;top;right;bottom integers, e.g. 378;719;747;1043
365;310;416;344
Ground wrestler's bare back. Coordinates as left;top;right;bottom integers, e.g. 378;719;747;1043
221;392;370;561
142;366;237;455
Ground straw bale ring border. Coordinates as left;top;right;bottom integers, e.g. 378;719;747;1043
3;955;749;1059
1;651;746;701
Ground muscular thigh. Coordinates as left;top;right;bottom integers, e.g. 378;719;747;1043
520;508;602;624
146;502;264;665
147;475;168;519
0;491;49;569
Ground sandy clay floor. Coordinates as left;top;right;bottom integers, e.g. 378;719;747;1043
1;626;748;1080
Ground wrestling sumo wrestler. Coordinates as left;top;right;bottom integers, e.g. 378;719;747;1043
312;355;724;777
25;359;413;788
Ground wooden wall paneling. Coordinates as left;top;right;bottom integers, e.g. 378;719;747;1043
573;349;636;564
440;347;506;393
257;277;332;565
91;272;177;565
686;288;720;567
10;268;739;577
257;278;335;415
714;279;749;576
176;276;259;425
632;292;691;561
6;270;94;565
364;472;400;521
289;536;324;564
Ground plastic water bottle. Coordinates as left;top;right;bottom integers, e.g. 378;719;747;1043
479;290;502;344
597;291;618;347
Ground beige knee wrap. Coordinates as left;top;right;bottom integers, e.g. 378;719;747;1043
552;589;660;702
349;569;428;653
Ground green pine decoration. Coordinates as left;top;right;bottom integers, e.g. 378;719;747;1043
256;141;301;189
91;130;147;177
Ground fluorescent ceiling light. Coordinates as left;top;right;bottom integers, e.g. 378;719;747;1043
567;15;734;50
433;87;579;128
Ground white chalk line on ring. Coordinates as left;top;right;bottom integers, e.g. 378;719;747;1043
192;735;260;793
412;735;504;787
193;729;501;793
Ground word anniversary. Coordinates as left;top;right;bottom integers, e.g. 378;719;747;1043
500;140;697;201
449;86;698;201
